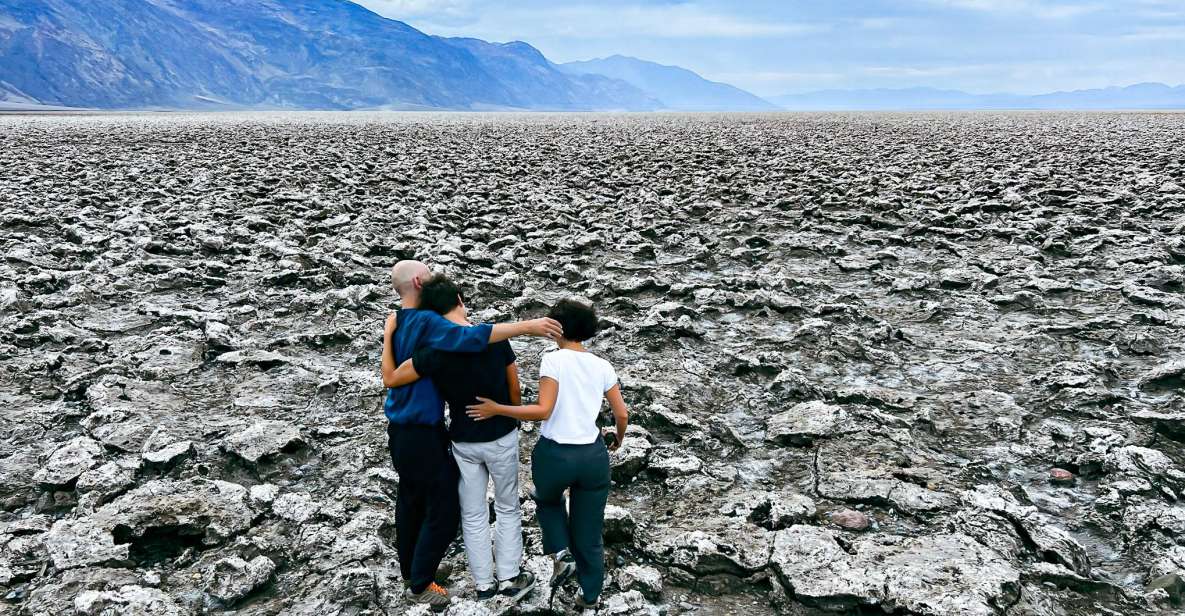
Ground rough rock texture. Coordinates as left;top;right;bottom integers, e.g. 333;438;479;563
220;420;306;465
33;437;104;487
1;112;1182;615
203;555;276;606
770;525;1021;615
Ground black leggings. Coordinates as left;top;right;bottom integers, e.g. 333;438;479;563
531;436;611;602
388;422;460;594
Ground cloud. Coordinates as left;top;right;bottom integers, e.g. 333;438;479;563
346;1;1185;97
354;1;818;39
574;5;819;38
924;0;1103;19
352;0;477;26
861;64;995;78
713;70;848;90
1119;25;1185;41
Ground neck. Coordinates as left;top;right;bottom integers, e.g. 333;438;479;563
445;310;469;326
398;293;419;309
558;339;585;352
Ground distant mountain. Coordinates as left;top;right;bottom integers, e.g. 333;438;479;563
0;0;659;110
440;39;660;111
772;83;1185;111
562;55;779;112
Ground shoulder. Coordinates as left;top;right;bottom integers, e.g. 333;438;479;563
583;351;612;367
397;308;429;324
588;352;617;377
539;349;564;371
419;310;451;325
541;349;569;362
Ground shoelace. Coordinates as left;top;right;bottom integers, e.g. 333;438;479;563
427;582;448;596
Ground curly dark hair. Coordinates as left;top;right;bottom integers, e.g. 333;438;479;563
547;298;599;342
420;274;463;315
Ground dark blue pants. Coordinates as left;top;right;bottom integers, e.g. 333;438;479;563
531;436;611;602
388;422;460;594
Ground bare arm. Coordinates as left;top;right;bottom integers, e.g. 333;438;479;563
604;385;629;451
468;377;557;422
489;318;563;343
506;362;522;405
421;315;563;352
383;358;421;389
381;313;397;386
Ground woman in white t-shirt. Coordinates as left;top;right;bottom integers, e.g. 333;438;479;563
467;299;629;610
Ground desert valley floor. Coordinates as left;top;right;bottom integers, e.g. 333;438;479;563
1;112;1184;615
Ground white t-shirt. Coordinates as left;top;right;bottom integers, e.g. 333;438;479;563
538;349;618;445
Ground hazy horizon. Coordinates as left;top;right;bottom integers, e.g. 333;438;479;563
353;0;1185;98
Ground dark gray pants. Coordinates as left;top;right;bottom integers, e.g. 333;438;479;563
531;436;611;602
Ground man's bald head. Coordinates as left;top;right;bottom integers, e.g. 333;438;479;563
391;260;430;299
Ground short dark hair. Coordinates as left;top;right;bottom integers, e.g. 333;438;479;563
548;299;599;342
420;274;463;315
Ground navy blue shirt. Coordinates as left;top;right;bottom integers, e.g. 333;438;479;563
413;341;519;443
383;309;493;425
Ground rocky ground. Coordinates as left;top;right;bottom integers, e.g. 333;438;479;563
1;111;1184;615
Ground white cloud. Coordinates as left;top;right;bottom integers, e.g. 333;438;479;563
861;64;998;78
925;0;1103;19
354;1;818;40
1119;25;1185;41
352;0;476;26
712;70;848;93
594;5;817;38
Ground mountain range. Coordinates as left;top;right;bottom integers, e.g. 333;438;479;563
0;0;769;111
772;83;1185;111
561;56;779;112
1;1;1180;112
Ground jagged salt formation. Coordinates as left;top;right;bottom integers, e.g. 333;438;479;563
1;112;1183;615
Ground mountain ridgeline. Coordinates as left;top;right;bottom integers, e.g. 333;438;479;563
0;0;767;111
772;83;1185;111
561;55;780;112
3;1;1177;112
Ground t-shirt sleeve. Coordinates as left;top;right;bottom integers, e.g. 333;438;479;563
539;353;558;381
411;348;441;377
602;361;618;392
499;341;517;366
422;312;492;352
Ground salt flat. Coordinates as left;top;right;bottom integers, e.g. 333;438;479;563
1;112;1183;615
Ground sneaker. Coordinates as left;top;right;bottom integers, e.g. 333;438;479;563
575;594;600;611
407;582;450;612
551;554;576;588
498;570;536;602
475;585;497;600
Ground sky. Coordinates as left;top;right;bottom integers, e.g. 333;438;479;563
351;0;1184;98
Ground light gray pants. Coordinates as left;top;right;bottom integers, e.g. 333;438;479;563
451;429;522;589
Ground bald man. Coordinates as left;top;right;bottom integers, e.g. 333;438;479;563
380;260;560;611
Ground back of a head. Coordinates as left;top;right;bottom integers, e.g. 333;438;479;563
390;260;429;297
420;274;463;315
547;299;599;342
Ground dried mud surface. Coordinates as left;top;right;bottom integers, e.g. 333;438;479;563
2;112;1184;615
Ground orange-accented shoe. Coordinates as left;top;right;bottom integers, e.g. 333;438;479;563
407;582;450;612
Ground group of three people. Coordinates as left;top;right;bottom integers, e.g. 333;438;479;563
380;260;630;612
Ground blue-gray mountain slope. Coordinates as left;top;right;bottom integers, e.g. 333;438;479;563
561;55;779;112
0;0;659;110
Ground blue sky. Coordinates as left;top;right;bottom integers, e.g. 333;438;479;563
352;0;1184;97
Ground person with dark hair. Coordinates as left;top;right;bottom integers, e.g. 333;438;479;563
384;274;537;604
466;298;630;611
381;262;559;612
